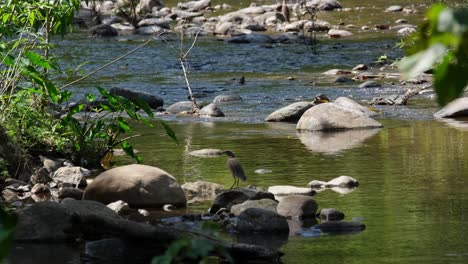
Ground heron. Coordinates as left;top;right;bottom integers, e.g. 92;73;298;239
222;150;246;189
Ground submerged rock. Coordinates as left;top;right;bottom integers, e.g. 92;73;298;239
314;221;365;234
254;169;272;174
213;94;242;104
188;149;224;157
227;33;274;44
83;164;187;208
434;97;468;118
276;195;318;218
325;175;359;188
370;94;407;105
385;5;403;12
334;76;354;83
318;208;345;221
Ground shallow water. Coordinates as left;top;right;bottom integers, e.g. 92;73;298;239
9;0;468;263
121;118;468;264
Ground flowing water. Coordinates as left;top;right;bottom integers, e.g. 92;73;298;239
9;0;468;263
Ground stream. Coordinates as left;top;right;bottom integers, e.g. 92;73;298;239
8;0;468;263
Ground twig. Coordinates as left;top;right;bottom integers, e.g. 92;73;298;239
183;27;203;58
59;31;166;90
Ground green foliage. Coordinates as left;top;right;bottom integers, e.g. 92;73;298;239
400;4;468;106
0;159;9;178
61;87;157;167
152;222;232;264
0;208;16;262
0;0;80;38
1;88;67;153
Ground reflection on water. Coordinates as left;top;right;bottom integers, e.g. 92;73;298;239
437;117;468;131
297;129;380;154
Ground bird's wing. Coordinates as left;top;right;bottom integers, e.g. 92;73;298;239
227;158;247;181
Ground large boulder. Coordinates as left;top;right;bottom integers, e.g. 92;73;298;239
276;195;317;218
83;164;187;208
296;102;382;131
265;102;315;123
434;97;468;118
230;198;278;216
109;87;164;109
236;208;289;233
333;97;377;117
14;200;121;242
14;202;76;242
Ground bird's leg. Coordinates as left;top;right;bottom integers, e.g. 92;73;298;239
236;177;240;188
229;176;236;190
